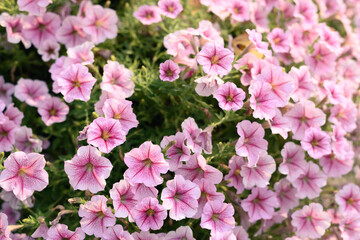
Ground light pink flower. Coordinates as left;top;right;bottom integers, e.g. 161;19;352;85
235;120;268;167
67;41;95;65
160;132;191;171
1;202;20;225
268;28;290;53
17;0;51;15
195;75;224;97
56;16;89;48
319;151;353;178
164;226;194;240
131;183;159;201
159;60;180;82
200;200;235;234
289;66;314;102
279;142;306;181
339;212;360;240
31;222;48;239
47;224;85;240
0;76;14;105
37;97;69;126
124;141;169;187
0;213;10;240
158;0;183;19
294;0;319;30
0;13;31;48
268;109;290;139
102;225;132;240
0;190;33;210
241;187;277;223
175;154;223;184
14;126;42;153
131;197;167;231
305;41;336;75
37;40;60;62
224;156;245;194
301;127;331;159
87;117;126;153
79;195;116;238
64;145;113;193
232;226;250;240
249;81;278;120
246;29;271;57
82;5;118;44
197;42;234;76
22;12;60;48
335;183;360;214
0;120;17;152
240;152;276;189
101;61;135;98
213;82;245;111
291;161;327;199
132;231;159;240
102;98;139;135
228;0;250;22
0;152;48;201
4;104;23;126
329;99;357;133
274;179;299;212
133;5;162;25
291;203;331;239
57;63;96;103
284;100;326;140
109;179;137;218
233;53;258;86
161;175;201;220
14;78;50;107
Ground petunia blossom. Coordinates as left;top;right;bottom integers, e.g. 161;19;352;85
0;76;14;105
133;5;162;25
0;151;48;201
0;213;10;240
267;28;290;53
56;16;89;48
158;0;183;19
249;80;278;120
109;179;137;218
0;120;17;152
278;142;306;181
164;226;194;240
14;126;42;153
304;41;337;76
14;78;50;107
274;179;299;212
335;183;360;214
64;145;113;193
213;82;246;111
102;225;132;240
159;60;180;82
200;200;235;234
17;0;51;15
301;127;331;159
37;97;69;126
339;212;360;240
47;224;85;240
0;13;31;49
67;41;95;65
224;156;246;194
37;40;60;62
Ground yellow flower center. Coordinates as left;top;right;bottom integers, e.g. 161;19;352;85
18;168;27;176
101;130;111;140
73;79;81;88
85;162;94;171
49;108;57;116
146;208;155;216
113;113;121;120
143;158;153;167
211;55;220;65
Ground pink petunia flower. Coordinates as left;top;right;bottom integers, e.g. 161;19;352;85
22;12;60;48
0;151;48;201
195;75;224;97
224;156;245;194
175;154;223;184
228;0;250;22
246;29;271;57
289;66;314;102
47;224;85;240
235;120;268;167
0;120;17;152
197;42;234;76
200;200;235;234
284;100;326;140
131;183;159;201
56;16;89;48
87;117;126;153
267;28;290;53
159;60;181;82
14;78;50;107
1;202;20;225
241;187;277;223
158;0;183;19
132;231;159;240
291;203;331;239
160;132;191;171
102;225;132;240
31;222;48;239
0;76;14;105
64;145;113;193
14;126;42;153
133;5;162;25
0;213;10;240
279;142;306;181
319;151;353;178
37;97;69;126
101;61;135;98
67;41;95;65
268;109;290;139
329;99;357;133
109;179;137;218
37;40;60;62
291;161;327;199
339;212;360;240
274;179;299;212
57;63;97;103
0;13;31;48
213;82;246;111
294;0;319;30
164;226;194;240
17;0;51;15
233;53;258;86
102;98;139;135
78;195;116;238
124;141;169;187
82;5;118;44
249;81;278;120
0;190;34;210
305;41;337;76
240;152;276;189
131;197;167;231
161;175;201;220
4;104;23;126
301;127;331;159
335;183;360;214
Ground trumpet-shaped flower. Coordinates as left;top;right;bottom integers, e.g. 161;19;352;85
213;82;246;111
279;142;306;181
47;224;85;240
335;183;360;214
200;200;235;234
14;78;50;107
109;180;137;218
159;60;180;82
37;97;69;126
224;156;246;194
301;127;331;159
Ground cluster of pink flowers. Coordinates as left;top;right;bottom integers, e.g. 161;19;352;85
0;0;360;239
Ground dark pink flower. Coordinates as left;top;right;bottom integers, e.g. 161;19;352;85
102;225;132;240
0;152;48;201
291;203;331;239
235;120;268;167
79;195;116;238
131;197;167;231
200;200;235;234
124;141;169;187
37;97;69;126
0;120;17;152
64;145;113;193
267;28;290;53
56;16;89;48
301;127;331;159
133;5;162;25
57;63;97;103
0;76;14;105
17;0;51;15
241;187;277;223
158;0;183;19
102;98;139;135
14;78;50;107
159;60;180;82
335;183;360;214
213;82;246;111
279;142;306;181
224;156;245;194
161;175;201;220
109;179;137;218
47;224;85;240
197;42;234;76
